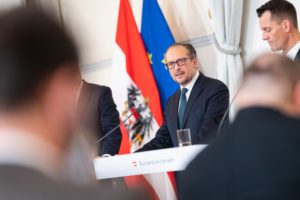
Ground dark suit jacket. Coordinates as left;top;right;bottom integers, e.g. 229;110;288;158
138;73;229;151
180;107;300;200
0;165;149;200
295;48;300;61
77;80;121;155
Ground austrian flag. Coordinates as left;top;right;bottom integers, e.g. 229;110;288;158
110;0;177;199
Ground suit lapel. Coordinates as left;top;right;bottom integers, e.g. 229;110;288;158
170;89;181;130
181;73;205;128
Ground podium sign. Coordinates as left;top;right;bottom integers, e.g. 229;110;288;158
93;145;207;179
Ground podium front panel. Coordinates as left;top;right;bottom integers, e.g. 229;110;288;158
93;145;207;179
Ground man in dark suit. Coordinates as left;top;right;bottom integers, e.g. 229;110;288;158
180;53;300;200
137;43;229;151
257;0;300;60
77;80;122;156
0;8;147;200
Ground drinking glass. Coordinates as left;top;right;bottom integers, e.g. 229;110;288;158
177;129;192;147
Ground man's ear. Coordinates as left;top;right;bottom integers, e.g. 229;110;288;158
282;19;291;33
293;81;300;116
193;58;199;69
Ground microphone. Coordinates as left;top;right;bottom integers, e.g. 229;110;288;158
217;86;242;135
95;107;140;144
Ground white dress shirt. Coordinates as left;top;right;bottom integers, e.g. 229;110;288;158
180;71;200;101
286;41;300;60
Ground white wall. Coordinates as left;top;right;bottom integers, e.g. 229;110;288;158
0;0;24;11
38;0;300;86
40;0;217;87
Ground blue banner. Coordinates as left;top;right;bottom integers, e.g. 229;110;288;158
141;0;179;111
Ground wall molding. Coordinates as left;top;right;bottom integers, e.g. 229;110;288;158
80;58;112;73
183;33;214;48
81;33;214;73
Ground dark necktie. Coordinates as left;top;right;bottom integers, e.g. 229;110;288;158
178;88;188;129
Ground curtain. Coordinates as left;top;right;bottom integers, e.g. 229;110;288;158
209;0;244;117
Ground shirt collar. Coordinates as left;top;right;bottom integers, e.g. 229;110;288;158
286;41;300;60
180;71;199;92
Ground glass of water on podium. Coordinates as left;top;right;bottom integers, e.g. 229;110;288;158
177;129;192;147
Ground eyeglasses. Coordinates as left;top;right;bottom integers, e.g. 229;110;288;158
165;57;193;70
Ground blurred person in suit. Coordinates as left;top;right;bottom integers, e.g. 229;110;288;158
179;53;300;200
257;0;300;60
136;43;229;151
0;7;148;200
76;80;122;156
76;80;124;188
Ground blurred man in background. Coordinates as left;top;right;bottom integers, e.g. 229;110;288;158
0;7;147;200
77;79;122;156
257;0;300;60
180;53;300;200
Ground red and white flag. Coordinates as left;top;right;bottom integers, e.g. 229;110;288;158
110;0;177;199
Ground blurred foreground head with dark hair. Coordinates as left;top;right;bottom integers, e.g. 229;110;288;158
0;7;148;200
180;54;300;200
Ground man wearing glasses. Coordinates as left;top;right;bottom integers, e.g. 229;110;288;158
137;43;229;151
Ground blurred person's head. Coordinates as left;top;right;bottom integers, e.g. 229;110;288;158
0;8;81;151
236;53;300;116
257;0;300;54
165;43;198;86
